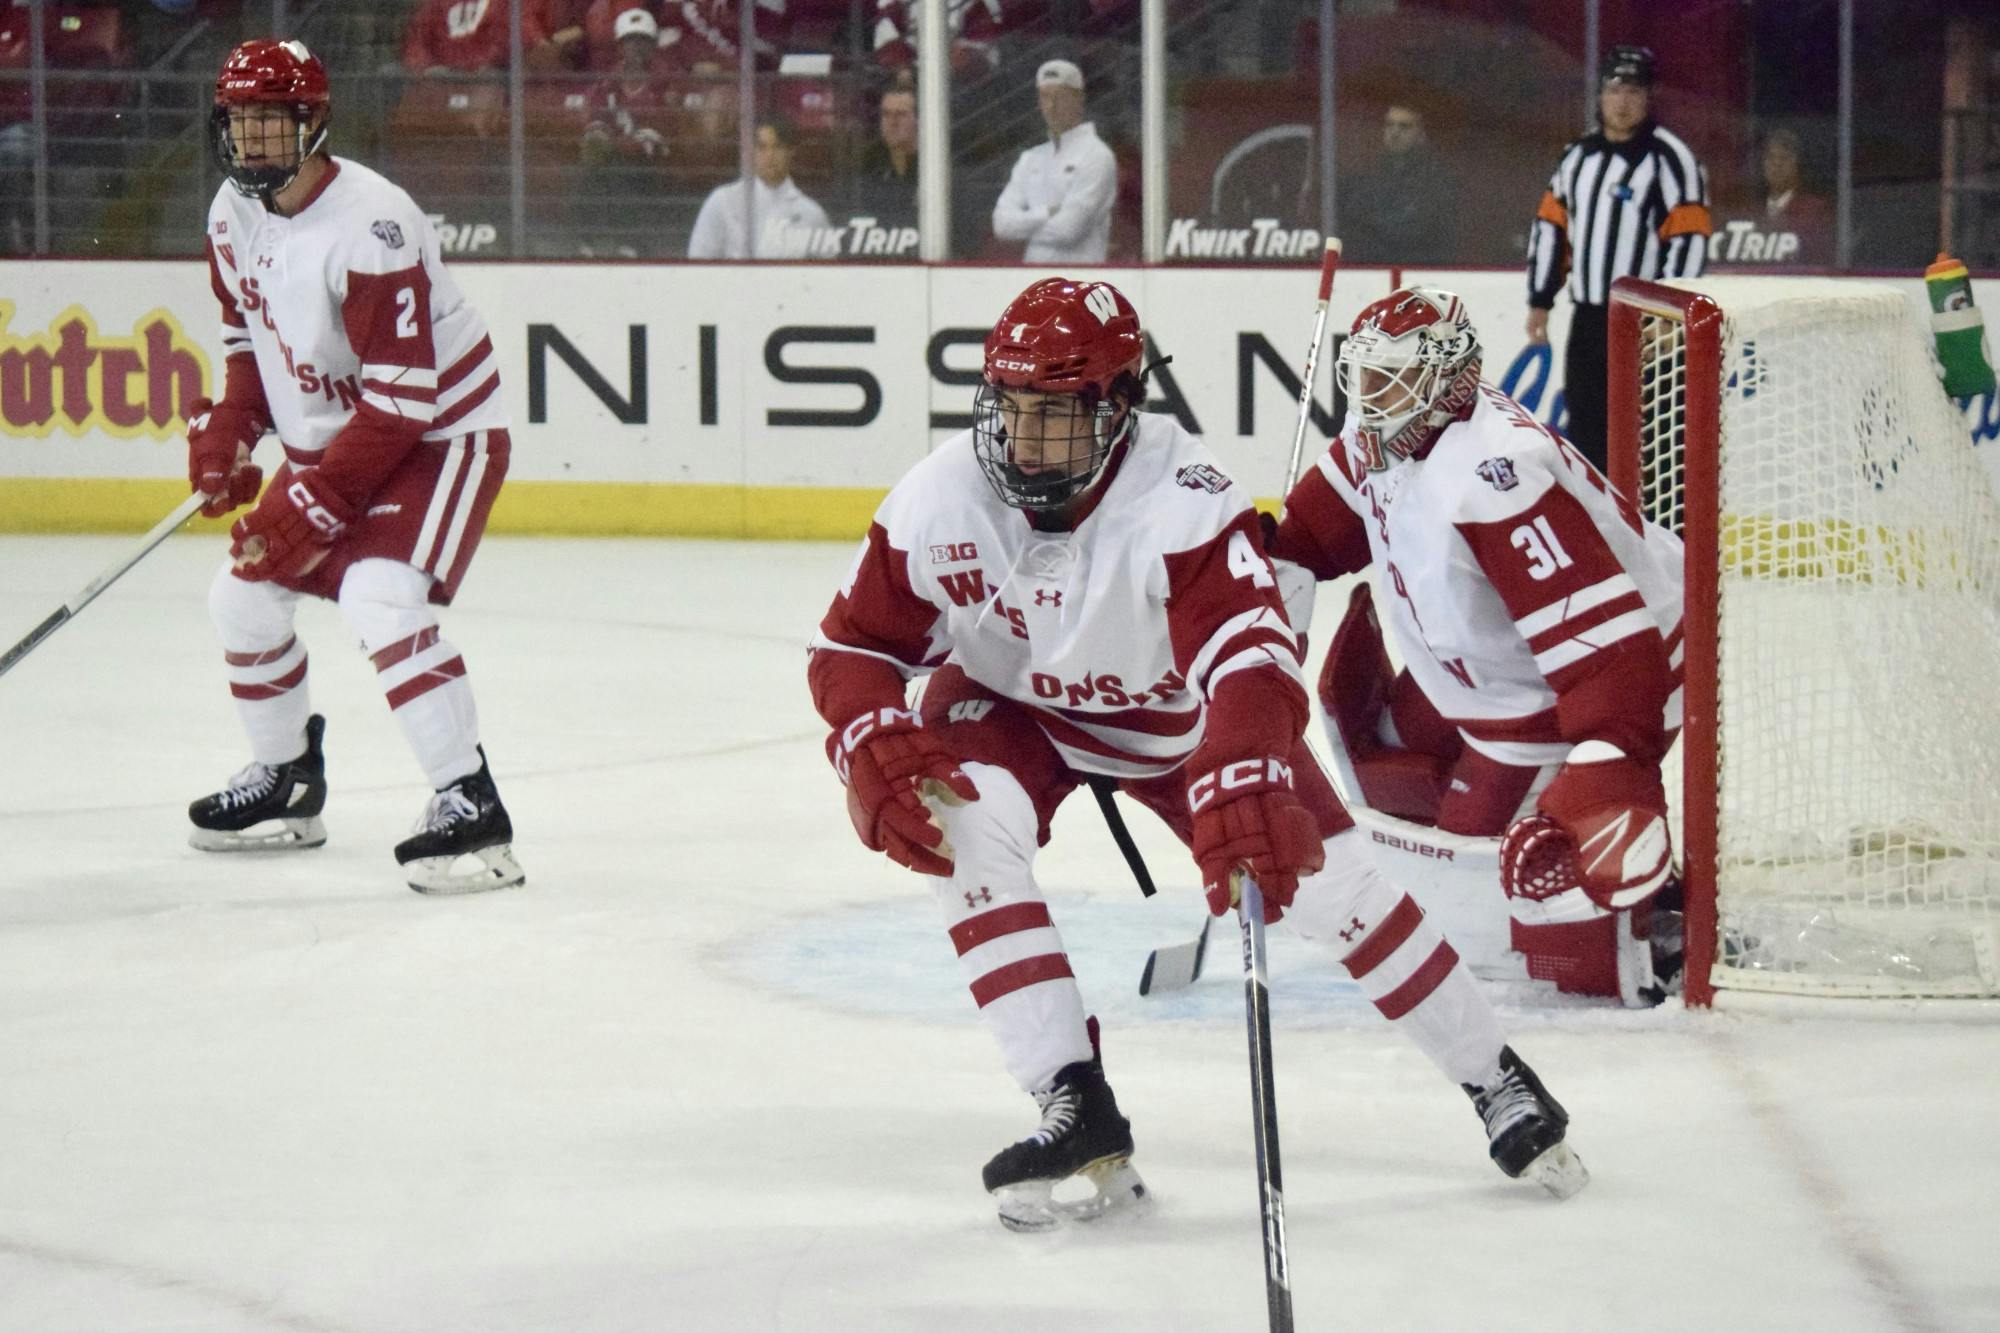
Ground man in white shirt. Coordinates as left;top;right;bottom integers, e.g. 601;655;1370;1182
687;118;832;259
990;59;1117;264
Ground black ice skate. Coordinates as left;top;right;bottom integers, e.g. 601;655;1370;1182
188;714;329;852
393;750;524;895
981;1058;1149;1232
1463;1046;1589;1200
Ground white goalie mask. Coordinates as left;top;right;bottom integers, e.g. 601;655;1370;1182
1337;286;1483;471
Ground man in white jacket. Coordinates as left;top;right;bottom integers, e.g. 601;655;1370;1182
990;59;1117;264
687;118;831;259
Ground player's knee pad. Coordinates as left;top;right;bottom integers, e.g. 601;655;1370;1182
1283;828;1405;945
930;761;1041;916
207;560;298;649
335;558;437;651
1507;885;1659;1007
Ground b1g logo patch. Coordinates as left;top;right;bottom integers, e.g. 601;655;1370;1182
1477;457;1519;491
370;219;406;249
1175;463;1232;494
928;541;978;564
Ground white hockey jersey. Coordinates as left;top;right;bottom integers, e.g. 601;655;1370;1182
1279;383;1684;766
204;157;508;460
809;414;1301;779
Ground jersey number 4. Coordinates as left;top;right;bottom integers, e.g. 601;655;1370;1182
1228;529;1276;588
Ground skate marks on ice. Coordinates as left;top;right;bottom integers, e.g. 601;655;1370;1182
0;1234;365;1333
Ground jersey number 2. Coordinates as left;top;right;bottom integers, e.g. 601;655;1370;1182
394;287;418;338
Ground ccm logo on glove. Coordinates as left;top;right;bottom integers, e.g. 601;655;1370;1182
1187;757;1294;813
288;480;349;540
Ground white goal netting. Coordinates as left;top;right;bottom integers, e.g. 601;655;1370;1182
1632;278;2000;997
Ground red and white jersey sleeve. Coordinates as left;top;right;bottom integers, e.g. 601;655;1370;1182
204;157;507;464
1312;384;1684;765
809;414;1303;779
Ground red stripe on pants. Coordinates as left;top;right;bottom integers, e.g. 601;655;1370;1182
229;656;308;700
1341;895;1423;979
949;901;1053;955
1374;942;1460;1020
969;953;1073;1008
383;655;466;709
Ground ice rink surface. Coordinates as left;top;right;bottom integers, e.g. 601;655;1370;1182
2;533;1996;1333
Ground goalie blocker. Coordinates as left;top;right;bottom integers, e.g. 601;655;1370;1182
1320;583;1674;1006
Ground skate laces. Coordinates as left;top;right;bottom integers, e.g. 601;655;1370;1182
215;762;280;812
1023;1082;1082;1147
415;787;478;834
1471;1066;1541;1137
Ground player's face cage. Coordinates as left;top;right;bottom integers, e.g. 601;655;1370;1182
973;384;1133;511
1337;329;1479;471
211;102;328;202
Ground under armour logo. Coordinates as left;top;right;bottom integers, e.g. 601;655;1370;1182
256;253;275;268
964;886;993;908
1034;589;1063;607
1337;916;1366;943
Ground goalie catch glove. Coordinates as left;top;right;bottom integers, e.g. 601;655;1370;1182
1501;740;1672;911
829;707;979;877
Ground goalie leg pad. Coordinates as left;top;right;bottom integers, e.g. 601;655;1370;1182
1508;886;1660;1007
932;761;1093;1093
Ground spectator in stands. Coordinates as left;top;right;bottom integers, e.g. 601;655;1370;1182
574;6;674;255
402;0;584;74
1716;127;1832;267
852;79;918;232
580;1;668;72
583;8;670;164
687;117;831;258
1341;104;1458;266
658;0;785;75
991;59;1116;264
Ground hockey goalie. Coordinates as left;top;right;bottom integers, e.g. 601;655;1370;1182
1270;287;1686;1005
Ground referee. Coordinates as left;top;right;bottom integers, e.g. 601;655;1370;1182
1526;45;1711;471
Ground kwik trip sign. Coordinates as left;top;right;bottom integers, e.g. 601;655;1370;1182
0;301;209;438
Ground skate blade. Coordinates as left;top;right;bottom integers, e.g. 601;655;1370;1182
189;816;327;853
405;843;525;896
1522;1140;1590;1200
993;1156;1151;1232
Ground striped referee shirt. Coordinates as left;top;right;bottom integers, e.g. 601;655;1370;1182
1528;119;1711;309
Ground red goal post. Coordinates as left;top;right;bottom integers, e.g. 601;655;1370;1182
1608;280;1723;1006
1609;275;2000;1006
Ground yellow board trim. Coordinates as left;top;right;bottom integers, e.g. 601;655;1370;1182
0;478;1287;539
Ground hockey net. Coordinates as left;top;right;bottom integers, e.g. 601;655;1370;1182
1610;276;2000;1003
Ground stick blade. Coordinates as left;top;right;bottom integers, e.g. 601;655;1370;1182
1138;918;1211;996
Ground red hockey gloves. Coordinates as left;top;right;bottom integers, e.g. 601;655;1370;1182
1500;741;1672;911
1189;757;1325;922
186;396;267;518
830;707;980;877
229;470;357;583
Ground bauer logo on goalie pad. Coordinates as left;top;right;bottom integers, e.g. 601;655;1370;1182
370;220;406;249
1477;457;1519;491
1174;463;1232;493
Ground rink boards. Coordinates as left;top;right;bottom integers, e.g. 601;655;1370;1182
1;260;1996;536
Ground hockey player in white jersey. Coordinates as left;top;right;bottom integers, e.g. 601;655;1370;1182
809;276;1586;1230
1270;286;1685;1003
183;38;522;895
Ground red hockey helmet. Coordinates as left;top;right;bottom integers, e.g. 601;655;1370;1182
210;39;332;203
1337;286;1482;471
975;278;1148;510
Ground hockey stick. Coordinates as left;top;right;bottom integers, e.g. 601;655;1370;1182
0;490;207;681
1139;237;1344;997
1238;874;1294;1333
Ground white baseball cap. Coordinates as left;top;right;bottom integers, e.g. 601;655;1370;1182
1035;59;1084;92
614;7;660;41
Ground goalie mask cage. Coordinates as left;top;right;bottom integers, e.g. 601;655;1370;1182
1610;276;2000;1006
